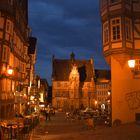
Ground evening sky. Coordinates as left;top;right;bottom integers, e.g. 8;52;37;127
28;0;110;85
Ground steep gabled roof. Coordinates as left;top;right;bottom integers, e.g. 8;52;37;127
95;69;111;80
28;37;37;54
52;59;94;82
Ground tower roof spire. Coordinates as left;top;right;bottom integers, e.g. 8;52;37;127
70;52;75;61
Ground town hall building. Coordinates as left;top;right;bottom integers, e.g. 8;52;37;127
52;53;96;111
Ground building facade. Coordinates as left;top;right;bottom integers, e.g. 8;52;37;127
52;53;96;111
95;69;111;112
0;0;32;119
39;78;49;108
25;37;37;114
100;0;140;124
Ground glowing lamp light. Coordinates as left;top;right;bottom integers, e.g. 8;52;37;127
108;91;111;96
7;68;13;75
128;59;135;68
95;100;98;105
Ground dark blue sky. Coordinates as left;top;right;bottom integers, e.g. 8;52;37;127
28;0;110;85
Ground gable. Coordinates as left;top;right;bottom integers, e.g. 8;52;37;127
52;59;94;82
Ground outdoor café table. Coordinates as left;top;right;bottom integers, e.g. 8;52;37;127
0;122;11;139
7;123;15;139
6;121;24;139
24;115;32;124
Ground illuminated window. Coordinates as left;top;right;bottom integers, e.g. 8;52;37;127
111;18;121;41
103;22;109;44
135;59;140;71
125;18;132;41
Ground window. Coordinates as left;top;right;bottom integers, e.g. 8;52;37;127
125;18;132;41
23;63;25;72
135;59;140;71
111;18;121;41
2;46;7;61
6;21;10;32
103;22;109;44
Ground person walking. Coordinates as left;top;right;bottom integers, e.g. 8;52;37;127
45;107;51;121
45;108;49;121
48;108;51;121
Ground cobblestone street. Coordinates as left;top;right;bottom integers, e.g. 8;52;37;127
31;112;140;140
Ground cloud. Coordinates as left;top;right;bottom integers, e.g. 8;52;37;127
29;0;109;85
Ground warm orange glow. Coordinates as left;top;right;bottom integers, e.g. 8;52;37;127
95;100;98;105
108;91;111;96
7;68;13;75
128;59;135;68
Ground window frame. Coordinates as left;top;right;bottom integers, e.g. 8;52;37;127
111;17;121;41
103;21;109;44
135;59;140;72
6;20;10;33
2;46;8;62
125;18;132;41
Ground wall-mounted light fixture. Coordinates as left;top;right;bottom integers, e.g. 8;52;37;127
94;100;98;109
128;59;140;76
128;59;135;68
107;90;111;96
7;67;13;75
